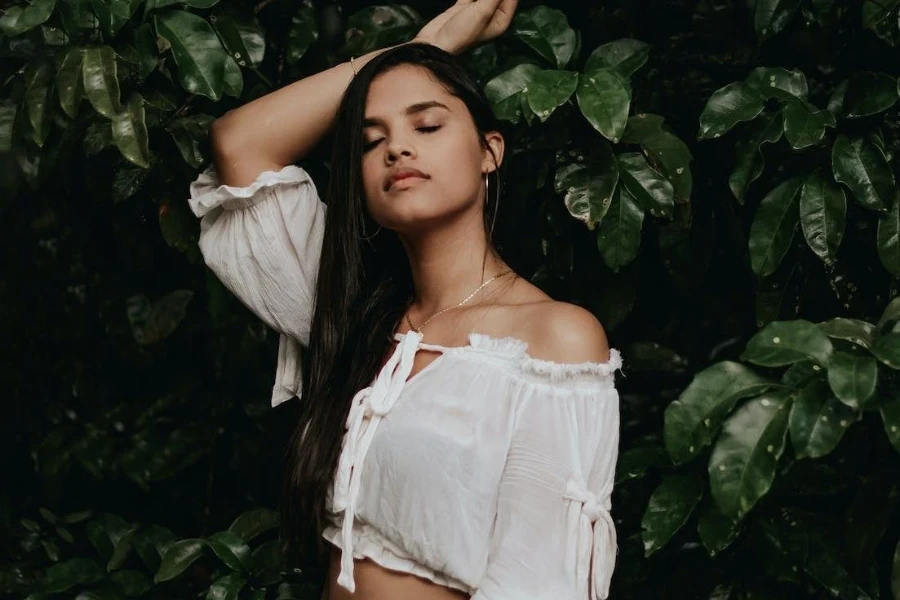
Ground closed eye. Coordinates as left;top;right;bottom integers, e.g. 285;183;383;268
362;125;442;152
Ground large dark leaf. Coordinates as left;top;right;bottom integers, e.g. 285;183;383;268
554;142;618;229
783;99;834;149
126;290;194;345
826;351;878;409
0;0;57;36
832;134;897;212
878;198;900;277
741;320;833;366
155;9;240;101
112;93;150;168
596;185;644;270
789;378;859;459
24;61;54;147
584;39;649;76
881;400;900;453
699;81;765;140
748;176;804;277
746;67;808;101
82;46;121;118
818;318;874;348
485;63;540;124
664;361;777;464
843;72;898;118
623;114;692;202
512;5;577;68
40;558;104;593
708;390;792;519
206;573;246;600
91;0;137;37
616;152;674;219
576;67;631;142
228;508;280;543
729;109;784;203
287;5;318;64
696;499;740;558
207;530;250;572
166;114;213;168
641;475;703;556
0;101;16;152
214;9;265;67
343;5;421;57
56;47;85;119
753;0;802;40
799;168;846;264
155;539;207;582
525;69;577;122
863;0;900;28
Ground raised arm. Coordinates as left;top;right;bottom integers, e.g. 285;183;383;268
209;0;519;187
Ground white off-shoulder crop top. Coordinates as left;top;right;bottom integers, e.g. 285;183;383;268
188;165;623;599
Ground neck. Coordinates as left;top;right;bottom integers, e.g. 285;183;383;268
398;215;509;317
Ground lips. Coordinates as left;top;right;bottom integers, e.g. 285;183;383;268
385;168;429;190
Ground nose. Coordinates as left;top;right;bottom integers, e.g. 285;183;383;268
385;133;416;164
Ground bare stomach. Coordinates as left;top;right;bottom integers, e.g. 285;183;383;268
322;544;470;600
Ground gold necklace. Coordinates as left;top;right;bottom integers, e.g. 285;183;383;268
405;271;513;334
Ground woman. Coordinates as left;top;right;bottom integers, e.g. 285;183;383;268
188;0;622;598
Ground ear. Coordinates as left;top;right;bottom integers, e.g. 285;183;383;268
481;130;505;175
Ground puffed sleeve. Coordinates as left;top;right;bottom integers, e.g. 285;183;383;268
472;355;622;600
188;165;326;407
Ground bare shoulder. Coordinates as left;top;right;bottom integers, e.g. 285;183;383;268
519;301;611;364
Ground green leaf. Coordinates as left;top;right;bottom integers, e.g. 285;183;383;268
85;514;130;560
155;9;238;101
221;51;242;97
826;351;878;409
623;114;693;202
615;445;669;484
0;0;56;36
228;508;280;543
729;109;784;203
818;318;875;348
126;290;194;345
207;531;250;572
134;23;159;79
641;475;703;556
525;69;577;122
698;81;765;140
584;38;649;76
485;63;540;124
91;0;136;37
596;185;645;270
828;79;848;118
800;168;846;264
708;390;792;519
576;67;631;142
753;0;802;40
741;319;834;367
206;573;246;600
789;378;859;459
863;0;900;28
748;176;804;277
214;10;265;67
878;296;900;330
343;5;421;57
82;46;122;119
112;93;150;168
107;570;152;596
112;162;150;203
133;525;177;572
783;99;834;149
0;101;16;152
881;399;900;453
554;155;618;230
287;5;318;64
56;47;85;119
147;0;220;9
107;527;139;571
42;558;104;593
84;120;112;156
832;134;897;212
512;5;577;68
664;361;777;464
745;67;809;102
877;197;900;277
24;61;54;147
871;332;900;368
155;539;207;582
696;499;740;557
843;71;898;118
617;152;674;219
166;114;212;168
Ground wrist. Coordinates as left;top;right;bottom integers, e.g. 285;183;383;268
411;36;461;56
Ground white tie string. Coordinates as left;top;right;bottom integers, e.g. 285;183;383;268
334;330;425;592
563;475;617;600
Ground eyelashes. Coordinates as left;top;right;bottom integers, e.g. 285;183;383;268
363;125;442;152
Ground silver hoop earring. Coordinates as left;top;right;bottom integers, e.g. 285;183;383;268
484;173;489;201
360;220;382;241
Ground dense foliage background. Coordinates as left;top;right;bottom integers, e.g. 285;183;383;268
3;0;900;598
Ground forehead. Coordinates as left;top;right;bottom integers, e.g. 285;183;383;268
365;64;459;115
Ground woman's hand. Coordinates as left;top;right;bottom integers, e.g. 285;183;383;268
413;0;519;56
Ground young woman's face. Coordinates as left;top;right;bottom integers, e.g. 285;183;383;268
360;64;500;233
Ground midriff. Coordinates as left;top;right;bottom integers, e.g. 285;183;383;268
324;546;470;600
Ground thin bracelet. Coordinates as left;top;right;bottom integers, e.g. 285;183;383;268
349;56;358;77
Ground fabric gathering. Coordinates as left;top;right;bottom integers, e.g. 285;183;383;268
188;164;623;599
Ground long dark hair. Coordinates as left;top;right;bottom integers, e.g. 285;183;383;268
279;42;514;575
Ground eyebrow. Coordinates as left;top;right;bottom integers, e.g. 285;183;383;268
362;101;451;128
